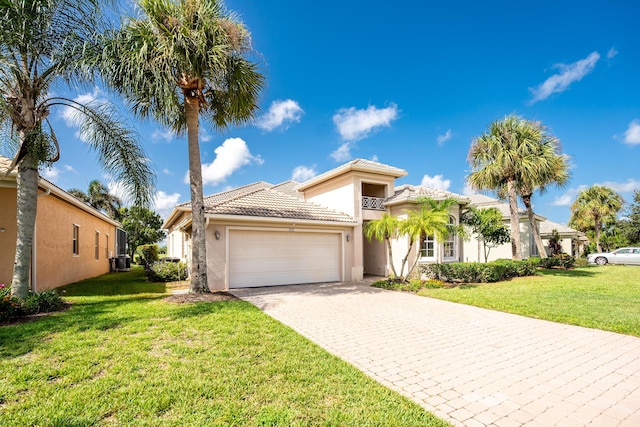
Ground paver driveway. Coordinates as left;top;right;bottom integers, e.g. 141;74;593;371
232;281;640;427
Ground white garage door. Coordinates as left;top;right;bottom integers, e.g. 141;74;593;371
229;230;341;288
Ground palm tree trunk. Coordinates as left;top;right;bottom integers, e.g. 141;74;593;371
507;179;522;260
594;219;602;252
11;151;39;299
185;95;209;293
522;194;547;258
385;237;399;278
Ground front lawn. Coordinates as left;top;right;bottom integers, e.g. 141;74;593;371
418;265;640;337
0;269;447;426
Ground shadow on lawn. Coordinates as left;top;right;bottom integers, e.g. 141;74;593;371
60;268;167;296
538;268;597;277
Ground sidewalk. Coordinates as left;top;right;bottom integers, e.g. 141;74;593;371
232;282;640;427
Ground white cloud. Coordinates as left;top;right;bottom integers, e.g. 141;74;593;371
623;120;640;145
436;129;452;146
529;51;600;104
151;129;175;143
60;87;104;127
370;155;379;162
106;180;129;204
421;174;451;191
607;47;618;59
461;183;475;196
330;142;354;162
256;99;304;131
200;128;213;142
551;194;573;207
597;179;640;194
162;168;174;175
291;165;317;182
551;185;588;206
40;164;76;182
186;137;262;186
154;190;181;219
333;104;398;141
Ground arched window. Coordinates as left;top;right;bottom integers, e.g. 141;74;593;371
443;216;456;260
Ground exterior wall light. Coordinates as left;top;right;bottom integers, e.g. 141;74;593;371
346;234;351;242
214;230;221;240
0;227;5;233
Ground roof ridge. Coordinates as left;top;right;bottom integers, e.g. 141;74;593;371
179;181;273;207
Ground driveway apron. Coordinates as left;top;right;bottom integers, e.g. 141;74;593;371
231;282;640;427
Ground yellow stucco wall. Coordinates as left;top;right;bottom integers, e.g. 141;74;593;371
1;186;117;291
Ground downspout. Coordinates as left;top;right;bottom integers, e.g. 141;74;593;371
31;184;52;292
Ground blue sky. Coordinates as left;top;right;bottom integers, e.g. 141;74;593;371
29;0;640;223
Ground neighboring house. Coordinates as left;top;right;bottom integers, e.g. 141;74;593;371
163;159;469;290
0;156;124;291
539;220;588;257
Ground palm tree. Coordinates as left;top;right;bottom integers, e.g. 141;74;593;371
399;198;457;279
102;0;264;293
497;121;570;258
570;185;623;252
468;115;560;260
68;179;122;218
364;213;400;278
0;0;155;299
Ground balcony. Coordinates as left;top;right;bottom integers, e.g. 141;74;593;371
362;196;385;211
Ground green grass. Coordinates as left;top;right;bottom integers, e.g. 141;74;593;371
0;269;448;427
417;265;640;336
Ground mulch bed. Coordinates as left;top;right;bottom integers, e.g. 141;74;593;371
1;302;72;327
163;292;238;304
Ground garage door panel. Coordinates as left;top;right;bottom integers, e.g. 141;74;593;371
229;230;340;288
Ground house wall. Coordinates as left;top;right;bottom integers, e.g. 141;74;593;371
1;185;117;291
34;192;117;290
0;187;18;286
463;218;539;262
205;218;355;291
541;236;574;256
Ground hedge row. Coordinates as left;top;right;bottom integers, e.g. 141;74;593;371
419;259;537;283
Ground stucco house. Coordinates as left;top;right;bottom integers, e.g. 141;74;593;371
0;156;125;291
164;159;469;290
539;219;588;257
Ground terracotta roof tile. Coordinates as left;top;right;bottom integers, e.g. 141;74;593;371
179;181;272;208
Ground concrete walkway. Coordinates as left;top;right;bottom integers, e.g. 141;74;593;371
231;282;640;427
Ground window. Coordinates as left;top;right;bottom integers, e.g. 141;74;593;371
106;234;110;259
443;216;456;260
95;231;100;260
73;225;80;255
420;234;435;258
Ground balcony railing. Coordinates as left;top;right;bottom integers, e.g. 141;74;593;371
362;196;386;211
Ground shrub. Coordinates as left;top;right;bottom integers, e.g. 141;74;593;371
138;244;159;266
538;254;575;269
371;278;445;292
22;290;64;314
1;284;21;323
146;261;189;282
419;259;537;284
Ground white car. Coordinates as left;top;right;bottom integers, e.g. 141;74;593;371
587;247;640;265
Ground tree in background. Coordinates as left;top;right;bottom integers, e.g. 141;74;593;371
102;0;264;293
468;115;569;260
461;207;511;262
620;190;640;245
0;0;155;299
68;180;122;218
116;207;166;259
569;185;623;252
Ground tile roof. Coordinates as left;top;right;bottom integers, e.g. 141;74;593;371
539;220;585;237
179;181;272;208
385;184;469;205
296;158;407;190
176;180;355;223
206;187;355;223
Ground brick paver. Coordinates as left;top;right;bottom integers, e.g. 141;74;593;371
231;282;640;427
